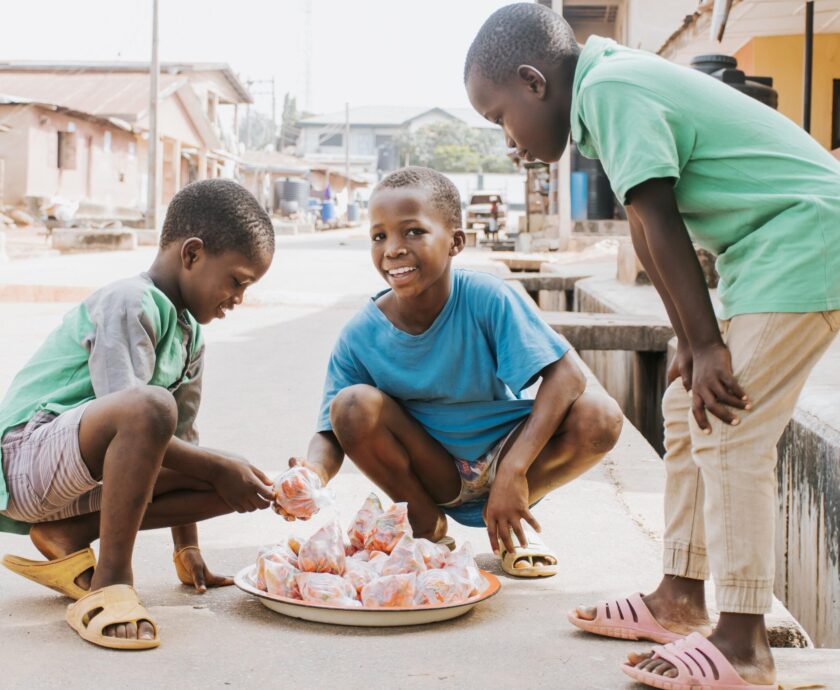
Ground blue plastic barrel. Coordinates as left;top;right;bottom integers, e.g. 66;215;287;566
321;200;335;222
570;171;588;221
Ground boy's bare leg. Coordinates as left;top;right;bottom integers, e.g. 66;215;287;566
330;385;623;543
329;384;460;540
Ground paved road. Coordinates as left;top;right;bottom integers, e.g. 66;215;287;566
0;231;836;689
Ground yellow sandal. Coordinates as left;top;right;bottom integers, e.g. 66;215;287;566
66;584;160;650
2;547;95;600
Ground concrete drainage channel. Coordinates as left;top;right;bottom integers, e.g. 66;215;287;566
504;260;840;650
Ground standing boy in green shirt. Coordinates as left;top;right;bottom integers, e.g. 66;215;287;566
0;179;276;650
465;4;839;689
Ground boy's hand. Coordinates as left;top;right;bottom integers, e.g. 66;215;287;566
210;455;274;513
174;546;234;593
272;457;329;521
484;469;540;556
668;340;693;388
691;343;751;432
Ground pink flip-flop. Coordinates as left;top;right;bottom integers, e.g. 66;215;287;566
566;592;684;644
621;632;779;689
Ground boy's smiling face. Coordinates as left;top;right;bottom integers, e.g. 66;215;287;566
369;187;465;300
178;242;271;324
467;66;572;164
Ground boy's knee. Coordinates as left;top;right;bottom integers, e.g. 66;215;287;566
120;386;178;441
330;385;385;444
571;393;623;454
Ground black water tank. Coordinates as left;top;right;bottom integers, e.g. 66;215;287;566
690;54;778;109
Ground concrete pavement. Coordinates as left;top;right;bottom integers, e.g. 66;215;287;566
1;231;838;689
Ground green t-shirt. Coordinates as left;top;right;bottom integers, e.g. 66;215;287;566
570;36;840;319
0;273;204;534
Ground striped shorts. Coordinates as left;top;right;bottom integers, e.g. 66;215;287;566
0;402;102;523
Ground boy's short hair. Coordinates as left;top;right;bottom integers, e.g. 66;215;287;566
373;167;462;230
464;3;579;85
160;179;275;259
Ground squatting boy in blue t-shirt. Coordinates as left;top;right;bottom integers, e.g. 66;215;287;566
278;167;623;577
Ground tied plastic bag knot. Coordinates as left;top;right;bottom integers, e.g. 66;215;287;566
273;466;335;519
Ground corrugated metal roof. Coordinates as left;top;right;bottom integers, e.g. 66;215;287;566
0;71;184;121
0;61;252;104
660;0;840;63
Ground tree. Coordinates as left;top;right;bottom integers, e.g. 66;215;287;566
279;93;299;152
395;119;515;173
238;109;276;151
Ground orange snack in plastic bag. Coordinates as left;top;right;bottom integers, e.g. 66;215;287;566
444;544;484;597
263;557;301;599
364;502;411;554
347;493;384;551
414;568;461;605
287;534;303;556
298;520;346;575
273;466;333;519
295;572;360;607
342;558;378;595
361;573;417;608
415;538;450;569
255;546;293;589
381;534;426;576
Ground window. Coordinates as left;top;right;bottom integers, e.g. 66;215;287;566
103;131;112;153
832;80;840;150
319;132;343;147
57;131;78;170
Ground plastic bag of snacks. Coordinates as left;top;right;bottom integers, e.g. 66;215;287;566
255;546;293;589
263;557;301;599
297;520;346;575
360;573;417;608
364;502;411;554
381;534;426;576
414;568;461;605
342;558;378;595
415;538;450;569
445;544;484;598
273;466;334;519
296;572;360;607
347;493;383;552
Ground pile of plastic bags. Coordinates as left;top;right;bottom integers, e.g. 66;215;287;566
256;482;484;609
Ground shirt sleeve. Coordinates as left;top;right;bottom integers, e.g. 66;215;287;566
84;296;160;396
173;341;203;445
489;283;570;395
316;336;374;433
578;80;692;203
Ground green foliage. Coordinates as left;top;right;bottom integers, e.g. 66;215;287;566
239;109;276;151
279;93;299;151
396;120;515;173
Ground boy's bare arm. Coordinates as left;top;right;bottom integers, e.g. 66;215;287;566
485;355;585;554
626;178;750;430
295;431;345;484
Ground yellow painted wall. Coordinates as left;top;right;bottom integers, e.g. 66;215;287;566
734;34;840;150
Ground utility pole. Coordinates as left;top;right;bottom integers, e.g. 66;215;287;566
344;102;351;213
146;0;160;231
803;0;814;133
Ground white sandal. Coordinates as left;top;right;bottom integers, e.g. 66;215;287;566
499;525;559;578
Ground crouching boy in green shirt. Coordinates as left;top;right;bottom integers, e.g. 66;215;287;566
466;4;840;689
0;179;276;650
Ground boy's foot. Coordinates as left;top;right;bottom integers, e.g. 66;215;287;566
67;584;158;650
625;628;776;686
574;578;712;638
29;522;94;591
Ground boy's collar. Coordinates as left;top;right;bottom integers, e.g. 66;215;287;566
570;35;618;146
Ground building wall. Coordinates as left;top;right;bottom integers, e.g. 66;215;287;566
0;105;33;206
0;107;140;209
734;34;840;150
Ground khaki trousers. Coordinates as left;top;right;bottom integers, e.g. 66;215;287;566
661;310;839;614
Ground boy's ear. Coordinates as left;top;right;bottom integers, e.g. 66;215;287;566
450;229;466;257
180;237;205;269
517;64;548;99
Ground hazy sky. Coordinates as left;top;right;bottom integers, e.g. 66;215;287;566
0;0;515;117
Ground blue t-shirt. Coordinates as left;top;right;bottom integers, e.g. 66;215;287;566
317;269;569;461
